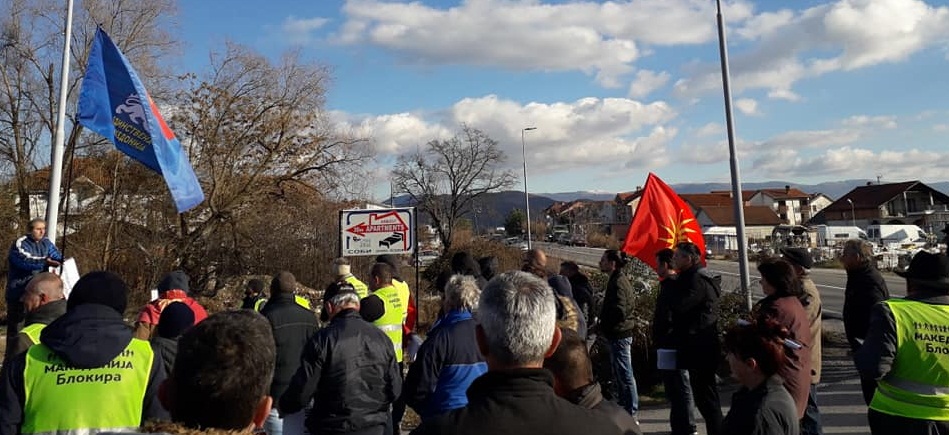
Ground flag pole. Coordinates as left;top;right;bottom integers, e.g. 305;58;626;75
45;0;75;244
716;0;752;310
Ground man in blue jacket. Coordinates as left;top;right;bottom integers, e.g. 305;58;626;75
5;218;62;359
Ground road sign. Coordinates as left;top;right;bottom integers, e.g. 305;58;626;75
340;207;415;257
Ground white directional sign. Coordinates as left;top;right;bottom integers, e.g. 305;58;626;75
340;207;415;257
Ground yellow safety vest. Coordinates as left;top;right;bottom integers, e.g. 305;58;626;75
392;279;410;324
373;285;405;362
345;275;369;299
20;323;46;348
253;298;268;312
870;298;949;420
22;338;154;435
295;295;312;310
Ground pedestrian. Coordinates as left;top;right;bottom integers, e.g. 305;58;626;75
411;271;625;435
0;271;167;435
142;309;276;434
280;283;401;435
752;258;812;419
841;239;889;404
241;278;267;311
721;322;800;435
5;218;62;360
598;249;640;418
545;327;642;435
151;301;195;380
856;251;949;434
671;242;724;435
525;248;585;339
9;272;66;356
560;261;594;324
134;270;208;340
780;247;824;435
478;256;499;282
260;271;320;435
652;248;697;435
403;275;487;421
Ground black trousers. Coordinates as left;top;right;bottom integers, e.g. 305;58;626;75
391;361;405;432
687;365;722;435
869;408;949;435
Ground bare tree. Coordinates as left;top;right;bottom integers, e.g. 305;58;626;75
0;0;178;224
393;126;516;251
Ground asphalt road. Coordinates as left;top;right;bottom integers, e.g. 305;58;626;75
537;242;907;317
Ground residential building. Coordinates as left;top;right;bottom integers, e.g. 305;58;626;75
807;181;949;236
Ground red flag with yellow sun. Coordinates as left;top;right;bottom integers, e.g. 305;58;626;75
622;173;706;271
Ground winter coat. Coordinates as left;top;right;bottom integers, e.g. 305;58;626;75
600;270;637;340
403;309;487;421
151;335;179;381
411;368;626;435
10;299;67;356
0;304;168;435
843;264;889;350
567;273;595;324
549;275;587;340
135;291;208;340
566;382;642;435
652;277;677;349
753;295;812;419
721;375;800;435
261;293;320;404
6;235;62;301
670;265;722;369
800;277;823;384
280;309;401;435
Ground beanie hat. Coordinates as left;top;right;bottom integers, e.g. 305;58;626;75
158;270;190;294
67;271;129;315
359;294;386;323
157;301;196;338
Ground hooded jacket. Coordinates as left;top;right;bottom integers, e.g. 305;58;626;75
6;235;62;301
0;304;168;435
10;298;67;356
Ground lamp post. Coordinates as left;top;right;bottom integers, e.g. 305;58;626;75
847;198;855;227
521;127;537;249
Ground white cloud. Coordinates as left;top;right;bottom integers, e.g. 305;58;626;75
695;122;724;137
841;115;898;129
933;123;949;132
675;0;949;99
735;98;760;116
750;146;949;180
335;0;754;87
628;70;671;98
278;16;330;45
336;94;678;173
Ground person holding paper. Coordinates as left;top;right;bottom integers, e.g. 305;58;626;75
5;218;62;360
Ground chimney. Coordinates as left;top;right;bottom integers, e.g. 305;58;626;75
785;185;790;194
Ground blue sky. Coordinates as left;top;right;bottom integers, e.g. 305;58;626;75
176;0;949;199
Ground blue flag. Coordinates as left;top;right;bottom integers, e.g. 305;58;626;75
77;28;204;213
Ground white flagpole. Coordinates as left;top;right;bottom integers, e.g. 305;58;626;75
45;0;75;244
716;0;752;310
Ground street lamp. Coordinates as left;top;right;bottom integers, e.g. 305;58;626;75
846;198;855;227
522;127;537;249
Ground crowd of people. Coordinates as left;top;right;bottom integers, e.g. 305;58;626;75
0;218;948;435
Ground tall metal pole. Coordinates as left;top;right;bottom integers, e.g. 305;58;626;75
521;127;537;249
45;0;75;244
716;0;752;310
847;198;855;227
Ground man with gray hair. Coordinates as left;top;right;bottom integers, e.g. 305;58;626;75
841;238;889;404
411;271;625;435
404;275;487;421
281;282;400;435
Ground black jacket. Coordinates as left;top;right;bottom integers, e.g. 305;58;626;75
567;273;594;323
721;375;800;435
651;277;677;348
670;265;721;369
600;270;637;339
0;304;168;435
280;309;400;435
10;299;67;356
411;368;625;435
843;264;889;350
261;293;320;404
151;335;179;381
566;382;642;435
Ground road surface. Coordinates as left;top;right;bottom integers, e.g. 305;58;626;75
538;242;906;317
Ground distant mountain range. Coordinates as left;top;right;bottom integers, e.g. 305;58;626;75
393;180;949;230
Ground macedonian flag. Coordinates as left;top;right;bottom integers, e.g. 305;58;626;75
622;173;706;271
